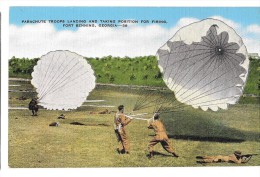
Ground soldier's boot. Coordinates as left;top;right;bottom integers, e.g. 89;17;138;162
172;152;179;158
116;148;121;154
148;151;154;159
120;149;126;154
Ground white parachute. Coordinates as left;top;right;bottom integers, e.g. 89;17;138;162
157;18;249;111
31;50;96;110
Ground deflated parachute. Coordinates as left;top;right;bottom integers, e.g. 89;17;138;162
31;50;96;110
157;18;249;111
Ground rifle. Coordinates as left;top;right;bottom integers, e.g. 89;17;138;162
244;154;258;156
240;154;258;163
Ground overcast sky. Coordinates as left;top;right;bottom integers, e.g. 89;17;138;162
9;7;260;58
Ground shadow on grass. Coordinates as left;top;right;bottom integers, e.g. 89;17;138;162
146;151;172;158
162;110;260;143
167;134;245;143
70;122;110;127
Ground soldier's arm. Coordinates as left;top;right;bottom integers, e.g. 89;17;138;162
241;155;253;163
120;114;132;126
148;122;154;129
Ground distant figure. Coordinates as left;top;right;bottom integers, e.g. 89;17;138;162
114;105;132;154
57;114;65;119
147;113;179;158
28;98;38;116
17;96;27;100
196;151;255;164
49;122;59;127
90;109;109;114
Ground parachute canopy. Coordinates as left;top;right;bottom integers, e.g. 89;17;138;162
31;50;96;110
157;18;249;111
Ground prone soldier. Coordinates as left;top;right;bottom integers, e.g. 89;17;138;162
196;151;255;164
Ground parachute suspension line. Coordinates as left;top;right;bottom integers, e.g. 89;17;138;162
134;92;167;111
172;54;218;101
151;43;206;109
38;52;58;95
31;50;96;110
172;52;216;96
165;42;242;108
133;38;174;111
162;50;214;73
38;53;70;99
133;90;155;111
39;61;83;99
164;42;213;92
178;75;242;107
224;55;239;79
134;43;206;110
164;44;190;86
170;59;242;110
161;40;191;77
168;50;215;92
163;53;244;111
155;43;215;109
40;65;89;100
41;70;90;99
38;55;76;100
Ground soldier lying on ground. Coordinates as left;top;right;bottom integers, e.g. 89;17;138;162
147;113;179;159
57;114;65;119
196;151;256;164
89;109;109;114
28;98;39;116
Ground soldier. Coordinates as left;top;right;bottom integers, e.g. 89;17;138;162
114;105;133;154
28;98;39;116
147;113;179;158
196;151;253;164
57;114;65;119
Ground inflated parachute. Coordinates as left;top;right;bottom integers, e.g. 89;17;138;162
157;18;249;111
31;50;96;110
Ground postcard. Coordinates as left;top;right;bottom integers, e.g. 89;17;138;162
8;6;260;169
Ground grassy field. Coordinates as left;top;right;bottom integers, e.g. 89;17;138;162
9;80;260;167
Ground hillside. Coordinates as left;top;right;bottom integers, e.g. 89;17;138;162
9;56;260;94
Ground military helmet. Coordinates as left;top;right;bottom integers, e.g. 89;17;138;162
234;151;242;156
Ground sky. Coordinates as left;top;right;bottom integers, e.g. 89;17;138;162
9;7;260;58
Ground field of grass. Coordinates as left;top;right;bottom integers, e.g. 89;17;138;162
9;80;260;167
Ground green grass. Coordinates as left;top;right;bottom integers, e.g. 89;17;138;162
9;81;260;167
244;59;260;95
9;57;260;94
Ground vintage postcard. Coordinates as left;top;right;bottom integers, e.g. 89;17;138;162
8;6;259;168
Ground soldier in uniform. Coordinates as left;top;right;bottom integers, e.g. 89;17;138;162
196;151;253;164
147;113;179;158
57;114;65;119
28;98;39;116
114;105;133;154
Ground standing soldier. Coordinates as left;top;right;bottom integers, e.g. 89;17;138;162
114;105;133;154
28;98;39;116
147;113;179;158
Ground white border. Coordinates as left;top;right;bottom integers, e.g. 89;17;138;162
1;1;260;177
